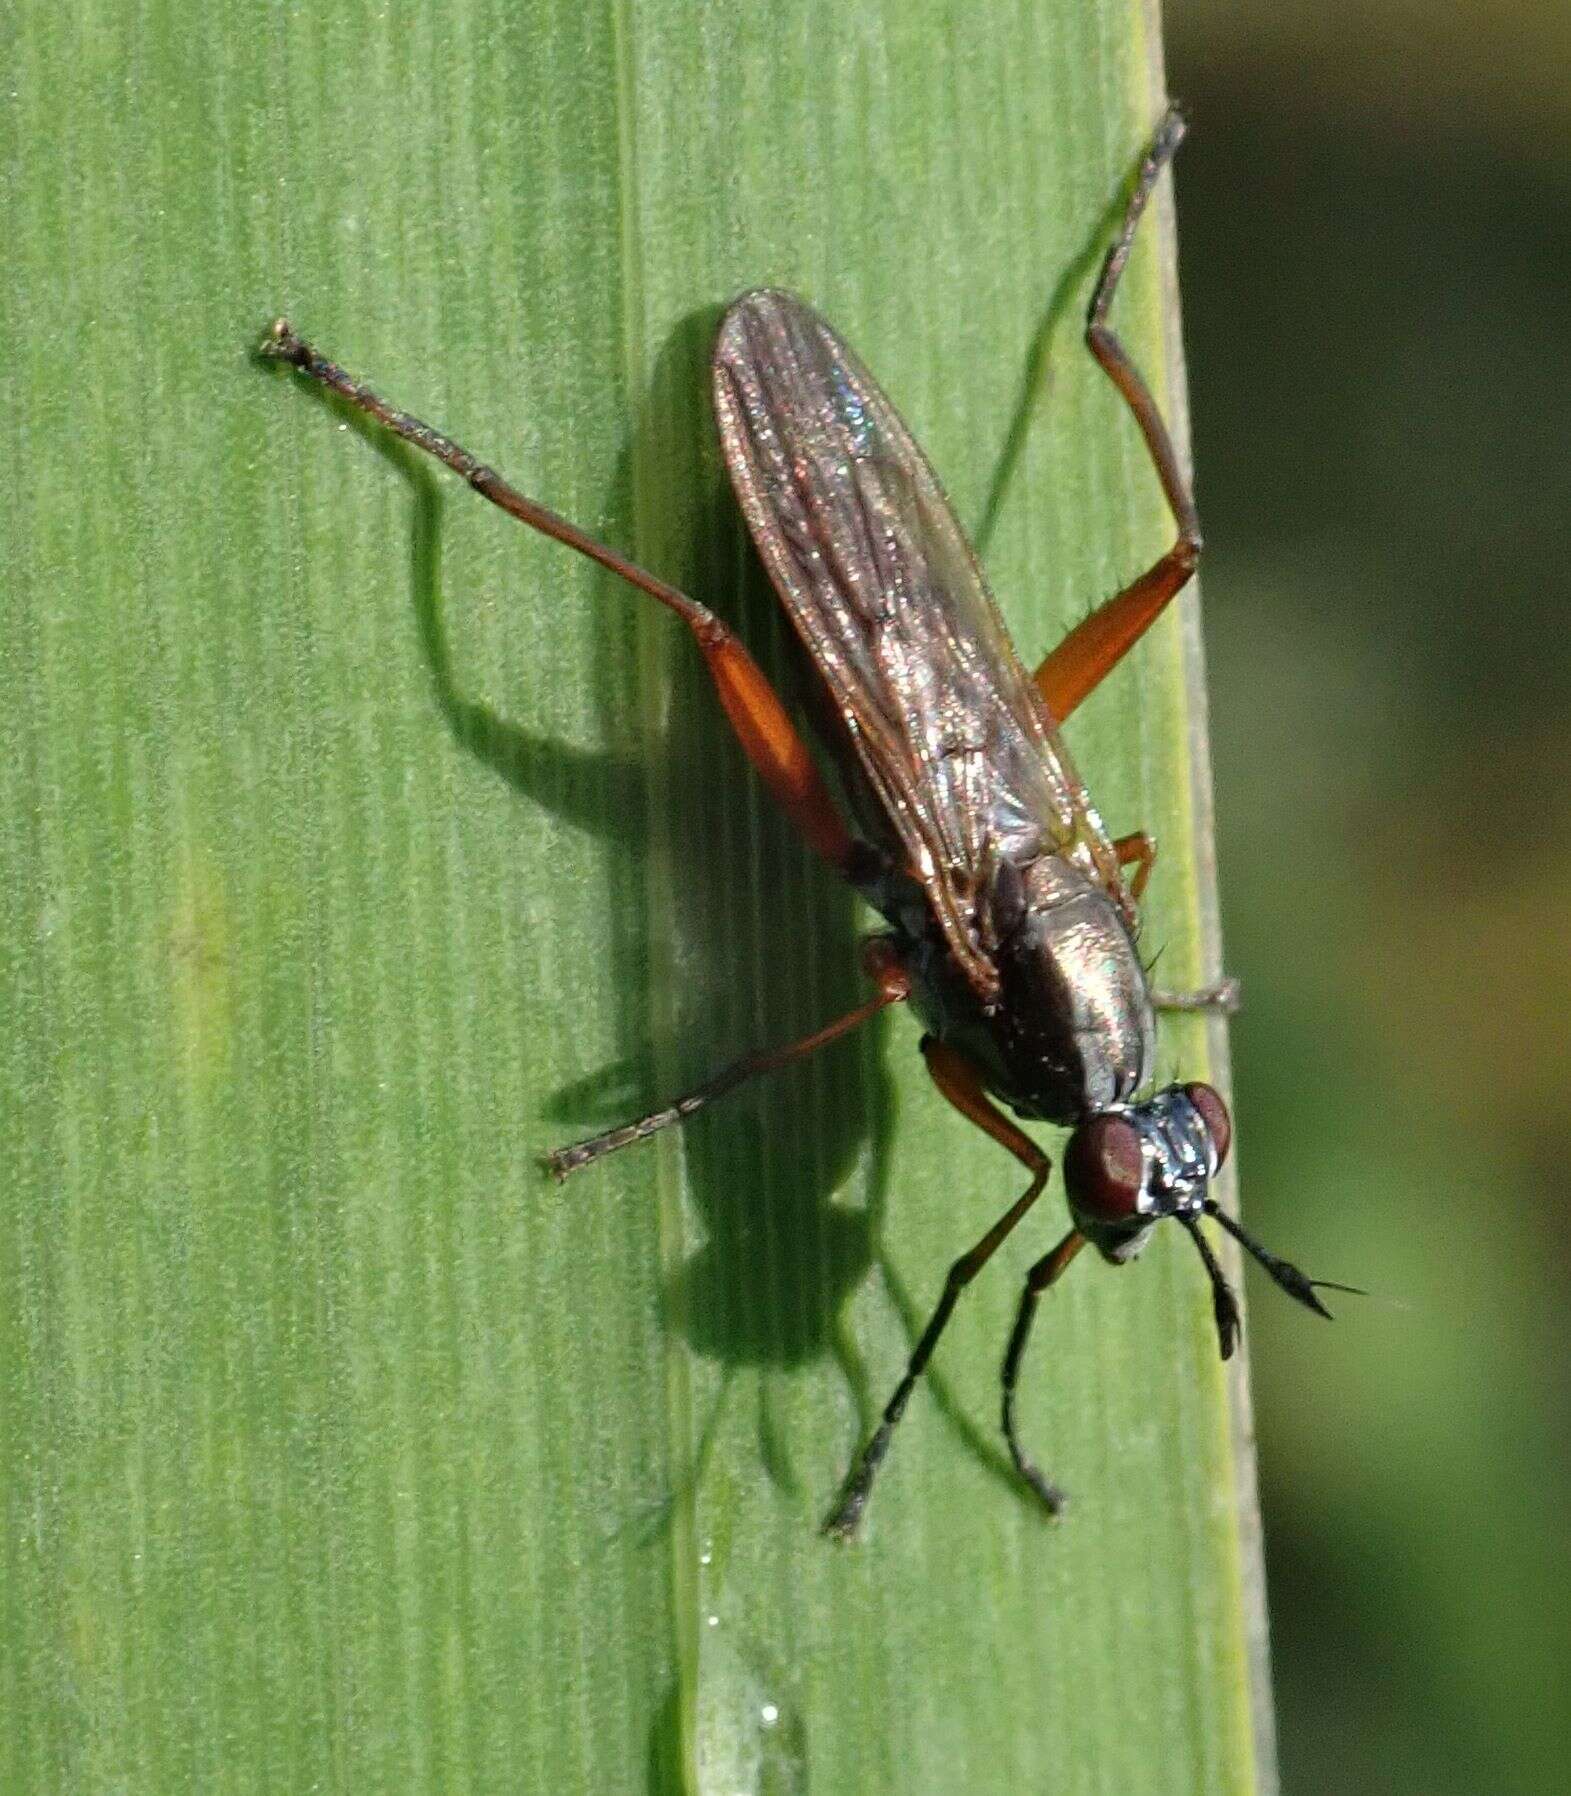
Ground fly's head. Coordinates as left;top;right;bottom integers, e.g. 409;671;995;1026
1062;1083;1231;1264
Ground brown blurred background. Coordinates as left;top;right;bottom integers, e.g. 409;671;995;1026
1167;2;1571;1789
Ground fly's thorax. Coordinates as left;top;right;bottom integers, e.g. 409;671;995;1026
979;853;1155;1124
1063;1083;1233;1263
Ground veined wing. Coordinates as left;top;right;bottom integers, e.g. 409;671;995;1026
712;289;1119;1003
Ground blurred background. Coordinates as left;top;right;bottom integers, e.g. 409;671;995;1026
1168;2;1571;1789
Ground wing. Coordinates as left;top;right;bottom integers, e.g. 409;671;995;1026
712;289;1120;1003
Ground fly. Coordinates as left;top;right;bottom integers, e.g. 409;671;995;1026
261;107;1353;1536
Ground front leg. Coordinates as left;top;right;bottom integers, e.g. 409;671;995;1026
823;1038;1052;1538
1000;1226;1087;1511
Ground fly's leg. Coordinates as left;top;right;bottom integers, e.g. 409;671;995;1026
546;939;910;1179
1000;1227;1087;1511
1048;120;1235;1014
824;1038;1051;1539
1033;106;1202;723
1111;828;1157;901
1151;979;1241;1015
1111;829;1239;1010
1179;1213;1242;1360
259;321;861;877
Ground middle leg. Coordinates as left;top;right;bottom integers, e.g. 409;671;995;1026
547;938;911;1178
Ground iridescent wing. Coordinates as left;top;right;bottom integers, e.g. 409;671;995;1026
712;289;1120;1004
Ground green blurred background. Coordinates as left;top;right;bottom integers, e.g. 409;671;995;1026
1168;2;1571;1789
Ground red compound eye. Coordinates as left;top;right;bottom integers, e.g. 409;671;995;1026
1183;1082;1232;1167
1063;1114;1145;1223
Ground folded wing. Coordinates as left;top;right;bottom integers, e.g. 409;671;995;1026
713;289;1109;1003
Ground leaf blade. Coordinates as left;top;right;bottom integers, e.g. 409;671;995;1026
1;2;1267;1791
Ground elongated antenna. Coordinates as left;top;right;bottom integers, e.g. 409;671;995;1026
1202;1200;1364;1319
1179;1215;1241;1360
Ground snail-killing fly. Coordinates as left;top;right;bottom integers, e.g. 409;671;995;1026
262;107;1349;1536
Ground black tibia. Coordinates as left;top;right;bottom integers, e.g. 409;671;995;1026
1180;1215;1242;1360
823;1038;1050;1538
822;1164;1048;1538
1000;1228;1085;1514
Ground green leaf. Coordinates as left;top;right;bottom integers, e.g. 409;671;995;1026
2;2;1268;1791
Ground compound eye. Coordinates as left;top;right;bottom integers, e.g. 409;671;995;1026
1063;1114;1146;1224
1183;1082;1232;1167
